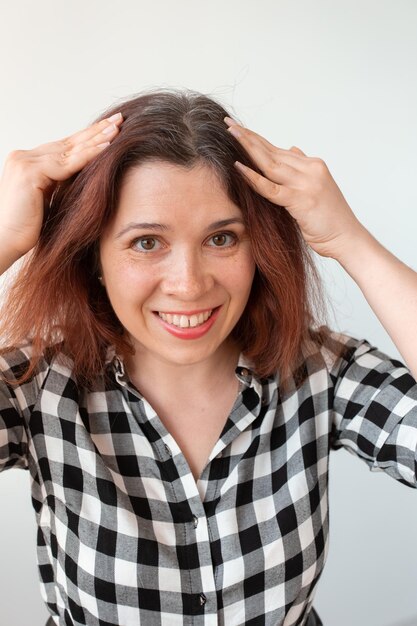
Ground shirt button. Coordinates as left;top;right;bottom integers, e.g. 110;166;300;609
240;368;249;377
164;444;172;457
199;593;207;606
192;515;198;528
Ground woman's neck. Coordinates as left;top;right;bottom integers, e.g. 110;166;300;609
125;339;241;400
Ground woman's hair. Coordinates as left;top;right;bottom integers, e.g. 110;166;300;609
0;88;330;387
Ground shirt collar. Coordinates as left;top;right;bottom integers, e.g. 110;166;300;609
105;346;126;382
107;348;265;402
235;354;264;401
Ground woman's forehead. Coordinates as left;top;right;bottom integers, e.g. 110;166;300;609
114;161;241;222
120;160;225;193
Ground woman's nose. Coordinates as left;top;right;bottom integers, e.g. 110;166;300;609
161;250;213;299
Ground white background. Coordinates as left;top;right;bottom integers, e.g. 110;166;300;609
0;1;416;625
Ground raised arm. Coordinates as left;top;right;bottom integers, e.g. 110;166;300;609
0;111;123;470
223;117;417;379
0;112;123;276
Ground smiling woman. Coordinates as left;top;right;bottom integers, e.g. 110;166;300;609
99;161;256;368
0;88;325;387
0;88;416;626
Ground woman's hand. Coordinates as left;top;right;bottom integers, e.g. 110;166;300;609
0;112;123;270
224;117;367;260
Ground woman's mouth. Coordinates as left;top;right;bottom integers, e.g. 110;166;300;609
157;309;213;328
154;307;221;339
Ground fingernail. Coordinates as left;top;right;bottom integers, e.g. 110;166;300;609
224;116;243;126
107;112;123;122
227;125;242;137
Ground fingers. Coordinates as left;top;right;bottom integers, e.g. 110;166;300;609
224;117;306;167
224;119;307;189
30;112;123;158
234;161;293;207
65;112;123;145
20;112;124;185
62;113;124;155
34;142;107;183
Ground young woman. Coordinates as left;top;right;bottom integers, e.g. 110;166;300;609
0;89;415;626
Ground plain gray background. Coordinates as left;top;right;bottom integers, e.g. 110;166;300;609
0;1;416;625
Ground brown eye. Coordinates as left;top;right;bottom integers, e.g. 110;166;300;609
209;232;236;247
140;238;155;250
213;234;227;246
133;237;160;251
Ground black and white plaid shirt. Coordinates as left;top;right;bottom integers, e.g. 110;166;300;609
0;331;416;626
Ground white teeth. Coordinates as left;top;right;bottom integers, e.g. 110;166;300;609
189;315;199;328
158;309;213;328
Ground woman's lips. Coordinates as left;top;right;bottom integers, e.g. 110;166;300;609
154;306;221;339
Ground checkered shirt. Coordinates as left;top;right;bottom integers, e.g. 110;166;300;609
0;331;416;626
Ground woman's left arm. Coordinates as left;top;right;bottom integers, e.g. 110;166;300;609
224;117;417;378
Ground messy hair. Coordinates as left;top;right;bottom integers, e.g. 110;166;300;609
0;88;329;387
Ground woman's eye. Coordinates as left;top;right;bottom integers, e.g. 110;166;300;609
209;232;237;247
132;237;160;251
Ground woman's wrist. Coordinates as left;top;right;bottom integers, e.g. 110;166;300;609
0;241;24;276
332;224;383;280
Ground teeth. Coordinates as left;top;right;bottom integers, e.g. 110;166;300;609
158;309;213;328
189;315;199;328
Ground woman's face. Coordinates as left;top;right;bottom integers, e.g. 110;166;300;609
99;161;256;369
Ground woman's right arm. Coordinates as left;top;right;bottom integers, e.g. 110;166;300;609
0;111;124;469
0;111;123;275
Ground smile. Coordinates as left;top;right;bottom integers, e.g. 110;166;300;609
157;310;213;328
154;306;221;340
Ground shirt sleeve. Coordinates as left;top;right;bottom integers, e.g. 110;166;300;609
0;346;41;472
324;331;417;488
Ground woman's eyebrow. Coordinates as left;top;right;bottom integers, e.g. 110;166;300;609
116;222;168;238
209;217;245;229
116;217;245;239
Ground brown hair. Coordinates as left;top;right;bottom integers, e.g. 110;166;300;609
0;88;329;387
